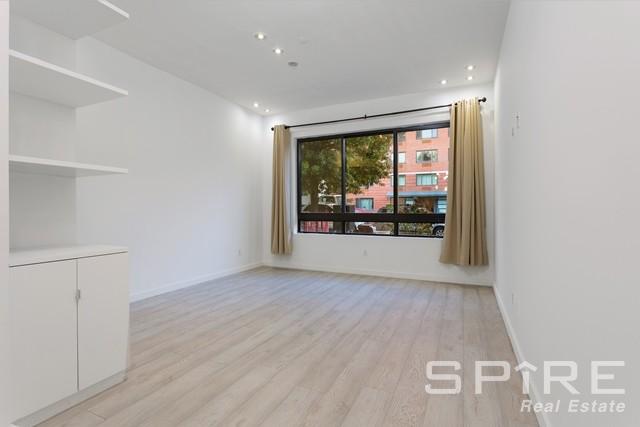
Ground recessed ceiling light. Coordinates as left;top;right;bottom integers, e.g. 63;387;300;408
288;61;299;68
440;79;448;85
265;108;271;113
273;47;284;55
254;32;266;40
467;75;474;81
466;65;475;71
253;102;259;108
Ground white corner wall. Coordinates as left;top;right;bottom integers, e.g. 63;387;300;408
73;38;264;301
8;17;264;301
262;84;495;286
8;16;78;249
0;2;9;424
495;2;639;426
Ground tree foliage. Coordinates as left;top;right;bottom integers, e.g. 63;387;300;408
300;135;392;209
345;134;392;194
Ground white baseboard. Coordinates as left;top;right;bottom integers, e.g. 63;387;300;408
130;262;264;302
12;371;126;427
494;288;550;427
264;261;493;287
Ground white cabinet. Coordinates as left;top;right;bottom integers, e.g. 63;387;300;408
9;249;129;424
9;260;79;419
78;252;129;389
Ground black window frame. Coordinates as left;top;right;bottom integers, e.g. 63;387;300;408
297;121;449;238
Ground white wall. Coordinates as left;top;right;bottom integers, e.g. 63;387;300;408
494;2;639;426
74;38;264;301
262;84;495;286
8;16;77;249
0;2;9;424
8;17;264;301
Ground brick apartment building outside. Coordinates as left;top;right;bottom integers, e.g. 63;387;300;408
346;128;449;214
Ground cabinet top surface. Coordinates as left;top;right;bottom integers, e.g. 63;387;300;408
10;245;128;267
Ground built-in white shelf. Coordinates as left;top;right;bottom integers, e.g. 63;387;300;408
9;50;128;107
9;245;128;267
9;155;128;177
12;0;129;40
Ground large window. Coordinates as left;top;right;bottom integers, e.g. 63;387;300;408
298;122;449;237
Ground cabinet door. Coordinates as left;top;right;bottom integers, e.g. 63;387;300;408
77;253;129;389
9;260;78;420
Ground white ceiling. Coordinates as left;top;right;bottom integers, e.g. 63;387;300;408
95;0;510;114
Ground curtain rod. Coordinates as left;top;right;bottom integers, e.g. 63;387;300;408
270;96;487;131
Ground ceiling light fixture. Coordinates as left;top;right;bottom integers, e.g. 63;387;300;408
253;102;259;108
254;32;266;40
288;61;299;68
466;65;475;71
467;75;474;81
265;108;271;113
440;79;447;85
273;47;284;55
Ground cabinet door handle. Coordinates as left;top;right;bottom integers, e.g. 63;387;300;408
75;289;81;303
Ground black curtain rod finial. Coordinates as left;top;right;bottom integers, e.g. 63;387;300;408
270;96;487;131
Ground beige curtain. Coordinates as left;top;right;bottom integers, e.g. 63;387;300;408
440;98;488;266
271;125;292;254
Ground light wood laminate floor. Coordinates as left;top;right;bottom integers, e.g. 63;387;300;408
39;267;538;427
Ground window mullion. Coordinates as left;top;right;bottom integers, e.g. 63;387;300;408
393;131;399;236
341;136;347;234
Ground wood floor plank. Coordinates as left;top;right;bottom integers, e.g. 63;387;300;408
301;338;389;427
422;285;464;427
381;283;448;427
147;275;395;426
129;269;329;368
365;284;435;394
95;274;376;426
38;408;104;427
37;269;537;427
94;276;354;426
462;287;503;427
340;387;390;427
216;278;408;427
260;386;319;427
130;269;310;350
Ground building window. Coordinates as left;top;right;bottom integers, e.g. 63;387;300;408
416;173;437;186
392;174;407;187
356;198;374;210
416;149;438;163
416;129;438;139
297;123;449;238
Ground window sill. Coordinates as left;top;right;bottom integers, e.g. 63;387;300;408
294;231;443;240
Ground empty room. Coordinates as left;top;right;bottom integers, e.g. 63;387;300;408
0;1;637;426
